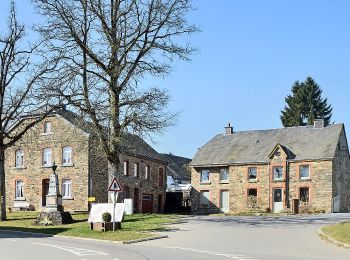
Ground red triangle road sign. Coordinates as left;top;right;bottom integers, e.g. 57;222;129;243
108;177;123;192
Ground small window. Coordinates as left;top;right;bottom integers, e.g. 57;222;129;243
62;179;72;199
300;187;309;204
124;186;130;198
248;167;257;180
62;146;72;165
43;121;52;134
158;168;164;187
134;163;139;177
200;169;210;182
219;168;229;182
43;148;52;166
15;149;24;167
15;180;24;199
200;190;210;207
247;188;258;207
273;166;283;180
299;165;310;179
145;165;150;180
123;161;129;176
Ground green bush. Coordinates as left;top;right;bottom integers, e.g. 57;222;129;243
102;212;111;222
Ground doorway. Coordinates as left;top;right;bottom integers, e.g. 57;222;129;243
42;179;50;207
142;194;153;213
273;188;283;213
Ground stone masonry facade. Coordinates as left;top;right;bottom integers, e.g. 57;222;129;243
5;111;167;213
191;124;350;215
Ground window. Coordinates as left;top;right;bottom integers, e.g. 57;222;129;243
43;148;52;166
200;169;210;182
15;180;24;199
62;146;72;165
219;168;229;182
15;149;24;167
124;186;130;199
62;179;72;199
43;121;52;134
159;168;164;187
300;187;309;204
273;166;283;180
299;165;310;179
123;161;129;176
134;163;139;177
248;167;257;180
145;165;150;180
200;190;210;207
247;189;258;207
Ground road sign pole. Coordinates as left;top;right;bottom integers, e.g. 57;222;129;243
113;191;116;232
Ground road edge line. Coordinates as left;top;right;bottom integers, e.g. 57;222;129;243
317;227;350;249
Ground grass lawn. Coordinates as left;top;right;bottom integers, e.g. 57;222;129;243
0;212;180;242
322;221;350;244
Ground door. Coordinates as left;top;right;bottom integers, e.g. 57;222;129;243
42;179;50;207
273;188;283;213
142;194;153;213
134;188;139;213
220;190;229;213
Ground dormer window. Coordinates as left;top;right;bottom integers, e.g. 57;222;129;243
43;121;52;134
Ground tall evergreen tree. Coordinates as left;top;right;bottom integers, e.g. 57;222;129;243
281;77;333;127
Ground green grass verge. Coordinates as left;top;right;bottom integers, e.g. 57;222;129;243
322;221;350;244
0;212;180;242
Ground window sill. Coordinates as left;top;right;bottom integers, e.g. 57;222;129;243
14;198;26;201
219;181;229;184
273;179;285;182
62;197;74;200
61;164;74;167
41;165;52;168
40;133;54;136
299;178;311;182
200;182;211;185
248;179;258;183
13;166;27;170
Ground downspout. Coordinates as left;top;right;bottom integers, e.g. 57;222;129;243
268;162;270;211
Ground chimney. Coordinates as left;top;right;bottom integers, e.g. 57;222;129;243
225;123;233;135
313;119;325;128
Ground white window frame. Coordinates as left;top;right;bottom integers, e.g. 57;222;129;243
273;166;283;181
299;165;310;179
62;179;72;199
123;161;129;176
134;163;139;177
43;121;52;134
15;149;24;168
145;165;150;180
248;167;257;180
62;146;72;165
15;180;24;199
200;169;210;182
219;168;229;182
43;148;52;166
200;190;210;207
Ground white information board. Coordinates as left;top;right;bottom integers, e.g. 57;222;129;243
124;198;134;215
88;203;125;223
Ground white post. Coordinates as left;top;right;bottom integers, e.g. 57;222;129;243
113;191;116;232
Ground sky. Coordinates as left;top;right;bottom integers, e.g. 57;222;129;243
1;1;350;159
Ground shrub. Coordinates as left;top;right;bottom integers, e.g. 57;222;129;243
102;212;111;222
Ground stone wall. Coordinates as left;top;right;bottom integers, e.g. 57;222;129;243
5;115;90;212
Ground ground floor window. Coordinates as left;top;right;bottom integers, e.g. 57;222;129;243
247;188;258;207
300;187;309;204
199;190;210;207
15;180;24;199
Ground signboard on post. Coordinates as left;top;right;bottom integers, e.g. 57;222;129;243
108;177;123;231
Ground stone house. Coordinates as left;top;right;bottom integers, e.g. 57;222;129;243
5;108;167;213
190;120;350;214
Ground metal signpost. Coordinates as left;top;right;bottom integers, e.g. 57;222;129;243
108;177;122;231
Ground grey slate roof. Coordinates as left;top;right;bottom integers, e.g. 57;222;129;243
162;154;191;180
191;124;344;166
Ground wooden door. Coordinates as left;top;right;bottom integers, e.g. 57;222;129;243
42;179;49;206
133;188;139;213
142;194;153;213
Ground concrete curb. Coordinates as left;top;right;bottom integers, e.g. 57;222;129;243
317;228;350;248
0;229;168;245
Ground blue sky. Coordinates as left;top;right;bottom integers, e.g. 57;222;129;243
2;1;350;158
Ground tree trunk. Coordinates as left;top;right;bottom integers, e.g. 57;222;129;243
0;148;6;221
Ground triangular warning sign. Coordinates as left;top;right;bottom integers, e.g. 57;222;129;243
108;177;123;192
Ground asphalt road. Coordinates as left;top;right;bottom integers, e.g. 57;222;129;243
1;213;350;260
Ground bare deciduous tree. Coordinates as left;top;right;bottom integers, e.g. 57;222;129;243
0;2;60;220
33;0;198;176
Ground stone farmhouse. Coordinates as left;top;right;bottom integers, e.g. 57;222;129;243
5;108;167;213
190;120;350;214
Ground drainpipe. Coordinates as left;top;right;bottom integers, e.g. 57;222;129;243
268;162;270;211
